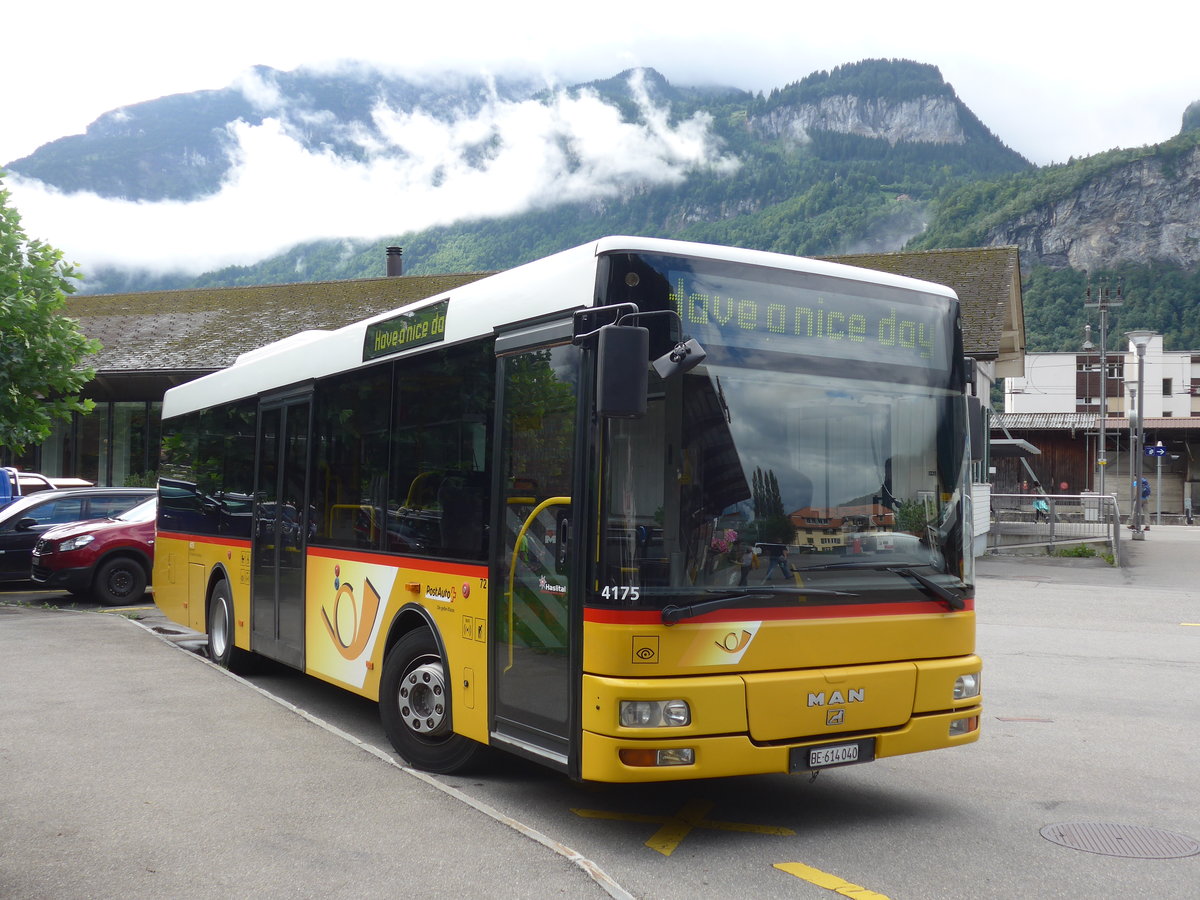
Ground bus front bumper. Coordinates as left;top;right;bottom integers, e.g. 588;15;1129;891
580;704;982;782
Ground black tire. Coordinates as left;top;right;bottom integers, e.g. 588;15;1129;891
206;579;255;671
379;628;486;773
207;580;236;667
92;556;148;605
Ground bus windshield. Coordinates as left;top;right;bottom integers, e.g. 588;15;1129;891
595;252;970;611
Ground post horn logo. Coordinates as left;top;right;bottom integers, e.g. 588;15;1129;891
322;576;381;660
715;630;753;653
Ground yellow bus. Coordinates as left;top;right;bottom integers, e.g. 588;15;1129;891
153;236;981;782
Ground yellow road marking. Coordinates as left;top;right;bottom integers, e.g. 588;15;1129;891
1182;623;1199;627
571;798;795;856
774;862;891;898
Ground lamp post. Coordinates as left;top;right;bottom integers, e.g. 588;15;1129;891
1085;283;1121;497
1125;330;1155;540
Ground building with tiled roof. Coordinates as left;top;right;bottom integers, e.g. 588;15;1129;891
73;271;492;403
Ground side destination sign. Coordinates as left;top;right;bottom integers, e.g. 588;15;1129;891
363;299;449;361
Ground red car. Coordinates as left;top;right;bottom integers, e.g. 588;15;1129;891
31;497;156;605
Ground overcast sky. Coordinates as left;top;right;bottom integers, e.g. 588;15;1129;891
3;1;1196;277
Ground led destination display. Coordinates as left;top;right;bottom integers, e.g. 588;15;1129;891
363;299;449;361
662;266;953;371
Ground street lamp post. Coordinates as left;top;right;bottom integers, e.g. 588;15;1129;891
1128;385;1139;533
1125;331;1155;540
1085;283;1121;497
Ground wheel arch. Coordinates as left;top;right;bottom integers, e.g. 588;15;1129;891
383;602;446;665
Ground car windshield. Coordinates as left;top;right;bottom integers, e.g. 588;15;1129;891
596;362;969;611
116;498;157;524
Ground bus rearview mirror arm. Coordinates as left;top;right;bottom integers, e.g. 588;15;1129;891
577;307;707;418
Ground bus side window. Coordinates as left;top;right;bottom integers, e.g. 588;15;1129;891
437;471;487;557
387;341;494;561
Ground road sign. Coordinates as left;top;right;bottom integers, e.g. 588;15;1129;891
1144;446;1167;457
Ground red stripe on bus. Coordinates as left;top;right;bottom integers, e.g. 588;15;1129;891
585;599;974;625
156;531;252;549
305;545;486;576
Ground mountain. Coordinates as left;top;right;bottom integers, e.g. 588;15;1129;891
5;59;1031;294
8;58;1200;354
5;66;545;202
908;129;1200;351
7;60;1026;205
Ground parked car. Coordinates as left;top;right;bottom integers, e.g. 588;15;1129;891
0;467;94;509
31;497;158;604
0;487;155;585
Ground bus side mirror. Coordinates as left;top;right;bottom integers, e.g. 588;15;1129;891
968;395;985;461
963;356;977;392
596;324;649;418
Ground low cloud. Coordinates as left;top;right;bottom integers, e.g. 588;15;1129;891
8;71;739;279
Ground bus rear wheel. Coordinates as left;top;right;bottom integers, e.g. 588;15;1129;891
380;628;485;773
206;580;253;671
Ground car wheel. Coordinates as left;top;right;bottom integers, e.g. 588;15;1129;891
379;628;486;773
93;557;148;605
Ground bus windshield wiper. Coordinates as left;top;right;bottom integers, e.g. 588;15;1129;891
661;586;859;625
889;566;965;610
792;561;965;611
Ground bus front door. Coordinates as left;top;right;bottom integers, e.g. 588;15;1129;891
251;394;311;669
491;338;582;772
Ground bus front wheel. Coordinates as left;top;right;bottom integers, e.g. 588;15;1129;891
380;628;485;773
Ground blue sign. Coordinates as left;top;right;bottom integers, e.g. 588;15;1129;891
1143;446;1167;457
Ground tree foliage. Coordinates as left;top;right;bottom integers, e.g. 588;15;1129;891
751;467;796;544
0;176;99;453
1021;262;1200;352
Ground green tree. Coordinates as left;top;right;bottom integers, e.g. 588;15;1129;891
0;176;100;454
751;466;796;545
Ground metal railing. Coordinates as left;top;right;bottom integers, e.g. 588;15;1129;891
987;493;1122;566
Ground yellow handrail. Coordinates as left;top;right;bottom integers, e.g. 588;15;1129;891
505;496;571;672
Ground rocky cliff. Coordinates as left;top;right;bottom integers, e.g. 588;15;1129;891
986;143;1200;271
749;95;968;146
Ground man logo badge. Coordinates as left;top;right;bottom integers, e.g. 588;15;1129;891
826;709;845;726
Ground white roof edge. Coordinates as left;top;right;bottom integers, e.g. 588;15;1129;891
233;330;331;366
591;236;960;299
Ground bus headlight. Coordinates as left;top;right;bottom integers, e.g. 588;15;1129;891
953;672;981;700
619;699;691;728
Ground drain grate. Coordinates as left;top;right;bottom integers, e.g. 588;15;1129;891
1040;822;1200;859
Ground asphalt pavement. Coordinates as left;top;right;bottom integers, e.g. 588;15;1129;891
1;525;1197;898
0;604;620;899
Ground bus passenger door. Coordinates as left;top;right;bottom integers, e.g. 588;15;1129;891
491;332;582;772
251;393;311;669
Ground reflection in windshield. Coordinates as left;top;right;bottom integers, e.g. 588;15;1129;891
599;363;968;609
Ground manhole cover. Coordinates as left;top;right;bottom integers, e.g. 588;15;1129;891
1040;822;1200;859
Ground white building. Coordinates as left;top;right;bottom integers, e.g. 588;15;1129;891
1005;334;1200;419
999;333;1200;519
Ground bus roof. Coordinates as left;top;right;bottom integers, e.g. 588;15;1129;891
161;236;957;418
